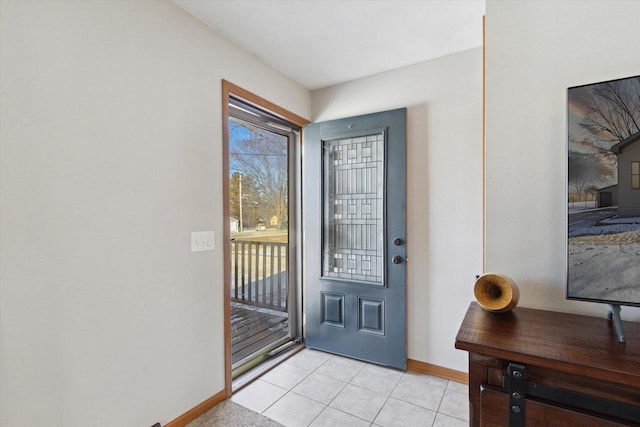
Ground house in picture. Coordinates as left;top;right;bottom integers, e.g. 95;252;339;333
612;132;640;217
597;184;617;208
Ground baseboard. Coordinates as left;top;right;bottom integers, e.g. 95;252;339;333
407;358;469;384
164;389;227;427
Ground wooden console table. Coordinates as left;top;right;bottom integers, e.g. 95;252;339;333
455;302;640;426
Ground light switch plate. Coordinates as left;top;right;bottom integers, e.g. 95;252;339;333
191;231;214;252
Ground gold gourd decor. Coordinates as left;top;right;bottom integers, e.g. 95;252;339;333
473;273;519;313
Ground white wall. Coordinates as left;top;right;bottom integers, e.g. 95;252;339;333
485;0;640;322
312;48;484;372
0;1;309;426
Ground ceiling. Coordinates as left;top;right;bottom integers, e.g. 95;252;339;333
172;0;485;90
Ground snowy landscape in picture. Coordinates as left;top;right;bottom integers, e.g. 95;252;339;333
567;75;640;306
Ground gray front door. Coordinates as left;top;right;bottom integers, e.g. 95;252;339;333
303;108;407;369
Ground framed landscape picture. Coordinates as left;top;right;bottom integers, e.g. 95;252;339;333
567;75;640;307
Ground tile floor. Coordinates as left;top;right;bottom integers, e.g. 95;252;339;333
231;348;469;427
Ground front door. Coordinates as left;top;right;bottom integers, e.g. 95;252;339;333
303;108;407;369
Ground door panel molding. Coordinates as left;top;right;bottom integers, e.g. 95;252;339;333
358;297;385;335
321;292;345;327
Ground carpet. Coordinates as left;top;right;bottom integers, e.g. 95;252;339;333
186;400;284;427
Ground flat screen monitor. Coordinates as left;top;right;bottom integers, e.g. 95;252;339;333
567;74;640;308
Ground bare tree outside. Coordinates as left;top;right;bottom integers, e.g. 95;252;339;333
229;119;288;232
229;172;262;229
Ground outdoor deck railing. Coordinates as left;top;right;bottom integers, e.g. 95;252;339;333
231;240;288;312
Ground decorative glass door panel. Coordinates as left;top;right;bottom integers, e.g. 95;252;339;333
322;133;385;285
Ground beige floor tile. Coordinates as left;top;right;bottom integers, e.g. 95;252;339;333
316;355;366;382
310;407;371;427
403;371;449;388
231;379;288;414
433;412;468;427
390;376;445;411
437;389;469;421
291;372;347;404
330;384;388;422
263;392;325;427
261;362;312;390
374;397;436;427
445;380;468;395
351;364;403;396
286;348;332;371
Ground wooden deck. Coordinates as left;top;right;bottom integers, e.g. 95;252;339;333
231;302;289;365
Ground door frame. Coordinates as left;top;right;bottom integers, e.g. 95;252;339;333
221;80;309;396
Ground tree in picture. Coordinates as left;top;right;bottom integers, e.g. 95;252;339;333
567;75;640;305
